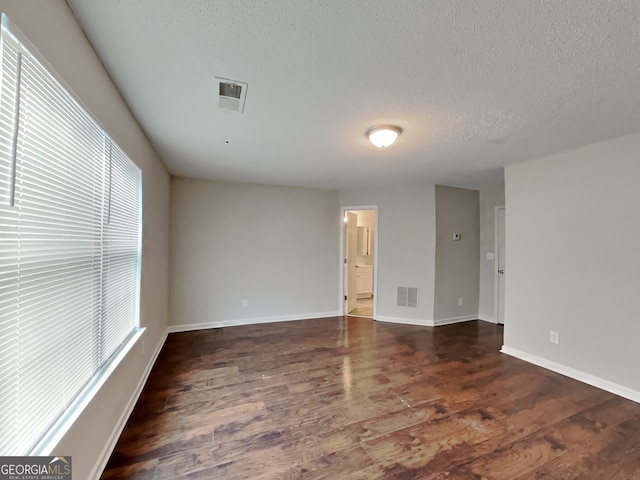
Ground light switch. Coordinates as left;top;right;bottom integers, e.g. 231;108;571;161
487;252;495;260
452;233;461;241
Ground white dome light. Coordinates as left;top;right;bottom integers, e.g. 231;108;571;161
367;125;402;148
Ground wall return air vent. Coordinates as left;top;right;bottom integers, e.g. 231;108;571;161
215;77;248;113
397;287;418;308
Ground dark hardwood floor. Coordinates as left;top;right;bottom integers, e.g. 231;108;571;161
101;318;640;479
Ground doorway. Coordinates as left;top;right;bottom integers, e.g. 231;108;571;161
341;207;378;318
494;205;505;324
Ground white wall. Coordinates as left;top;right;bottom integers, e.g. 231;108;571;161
478;183;505;322
503;132;640;396
0;2;171;479
340;185;436;324
170;178;340;327
433;186;480;322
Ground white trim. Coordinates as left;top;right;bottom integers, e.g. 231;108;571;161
500;346;640;404
88;328;169;480
376;315;479;328
376;315;433;327
432;315;477;326
339;205;379;319
494;205;505;324
167;311;340;333
478;314;498;324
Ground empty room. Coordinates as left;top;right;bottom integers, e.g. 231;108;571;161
1;1;640;479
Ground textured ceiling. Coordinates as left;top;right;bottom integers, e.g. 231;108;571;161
65;0;640;190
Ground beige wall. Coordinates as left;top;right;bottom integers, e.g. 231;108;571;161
504;132;640;395
170;178;340;327
0;2;171;478
478;183;505;321
353;209;375;266
340;184;437;324
433;186;480;321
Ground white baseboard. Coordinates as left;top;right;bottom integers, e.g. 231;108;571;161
167;311;341;333
500;345;640;404
376;315;480;327
432;315;477;326
477;314;497;324
89;329;169;480
376;315;433;327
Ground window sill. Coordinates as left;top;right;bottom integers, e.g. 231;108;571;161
32;327;146;455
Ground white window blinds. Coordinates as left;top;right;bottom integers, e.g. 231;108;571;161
0;17;141;455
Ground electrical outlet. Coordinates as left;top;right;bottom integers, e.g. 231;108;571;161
549;331;559;344
242;299;248;307
458;298;463;306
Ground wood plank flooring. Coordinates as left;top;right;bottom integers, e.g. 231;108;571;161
101;318;640;479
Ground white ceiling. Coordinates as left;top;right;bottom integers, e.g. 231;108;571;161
65;0;640;190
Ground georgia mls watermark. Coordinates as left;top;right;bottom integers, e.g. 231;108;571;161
0;456;71;480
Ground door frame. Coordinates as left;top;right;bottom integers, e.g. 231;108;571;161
339;205;379;318
345;211;358;314
493;205;505;324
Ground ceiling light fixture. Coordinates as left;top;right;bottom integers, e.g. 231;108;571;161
366;125;402;148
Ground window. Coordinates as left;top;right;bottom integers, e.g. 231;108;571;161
0;15;142;455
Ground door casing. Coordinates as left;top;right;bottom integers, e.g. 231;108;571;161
494;205;506;324
339;206;378;318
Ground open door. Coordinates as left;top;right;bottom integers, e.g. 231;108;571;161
345;212;358;314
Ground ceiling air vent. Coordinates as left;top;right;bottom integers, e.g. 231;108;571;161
397;287;418;308
215;77;248;113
